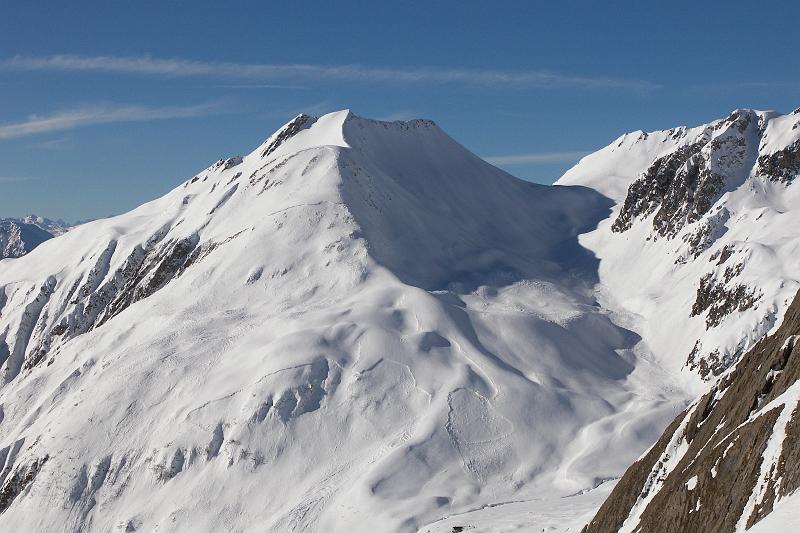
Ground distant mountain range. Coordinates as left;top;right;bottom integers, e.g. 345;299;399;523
0;216;71;259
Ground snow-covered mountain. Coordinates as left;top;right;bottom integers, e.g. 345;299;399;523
3;106;796;532
0;216;71;260
18;215;71;237
558;108;800;392
0;219;55;259
555;107;800;532
0;111;685;532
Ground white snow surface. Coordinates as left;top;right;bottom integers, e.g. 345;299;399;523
0;111;685;532
558;108;800;394
417;480;615;533
748;488;800;532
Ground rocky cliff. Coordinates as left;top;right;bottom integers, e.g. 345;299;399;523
583;288;800;532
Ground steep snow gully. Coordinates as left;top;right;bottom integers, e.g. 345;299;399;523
1;108;798;531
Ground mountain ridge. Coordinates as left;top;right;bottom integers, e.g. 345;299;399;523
557;107;800;389
557;105;800;533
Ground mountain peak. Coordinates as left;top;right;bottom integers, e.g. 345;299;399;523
0;107;634;532
253;109;445;164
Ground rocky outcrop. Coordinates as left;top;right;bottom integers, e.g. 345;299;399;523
0;456;48;514
612;111;756;238
559;107;800;383
583;289;800;533
0;227;209;381
613;109;800;240
756;139;800;184
691;271;760;331
260;114;313;159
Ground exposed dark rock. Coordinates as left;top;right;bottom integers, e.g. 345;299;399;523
261;114;313;159
612;142;706;235
691;272;760;329
612;110;757;239
583;290;800;532
710;244;735;265
4;227;220;377
0;456;48;514
679;207;729;262
685;341;729;379
756;140;800;184
212;156;243;171
97;234;200;327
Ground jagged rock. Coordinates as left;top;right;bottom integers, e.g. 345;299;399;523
260;114;313;159
612;111;757;238
558;106;800;381
691;271;760;330
0;456;47;514
756;140;800;183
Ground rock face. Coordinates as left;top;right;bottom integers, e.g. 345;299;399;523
756;139;800;184
0;219;54;259
557;108;800;386
612;110;759;238
582;289;800;533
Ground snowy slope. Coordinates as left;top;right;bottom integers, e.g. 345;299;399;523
0;111;685;532
748;489;800;532
558;108;800;392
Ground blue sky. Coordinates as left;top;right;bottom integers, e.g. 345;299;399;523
1;1;799;221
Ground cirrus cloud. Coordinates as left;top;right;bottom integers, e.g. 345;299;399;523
0;54;661;93
0;176;37;183
0;102;217;140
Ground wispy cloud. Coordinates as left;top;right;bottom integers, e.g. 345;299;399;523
219;83;306;90
0;54;661;92
27;137;72;150
0;176;37;183
483;150;590;165
0;103;216;140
